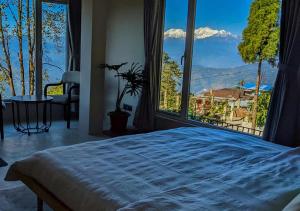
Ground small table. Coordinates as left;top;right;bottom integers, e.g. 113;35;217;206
11;95;53;135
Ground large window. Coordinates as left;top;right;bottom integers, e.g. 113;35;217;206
159;0;280;136
0;0;68;98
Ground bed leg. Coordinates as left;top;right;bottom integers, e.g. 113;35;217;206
37;197;43;211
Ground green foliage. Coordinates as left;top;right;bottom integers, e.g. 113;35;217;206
238;0;280;128
42;3;66;49
101;62;144;112
206;101;229;120
238;0;280;64
0;72;6;94
117;63;144;96
249;92;271;127
160;53;182;112
43;69;63;95
188;95;197;117
256;92;271;127
47;85;63;95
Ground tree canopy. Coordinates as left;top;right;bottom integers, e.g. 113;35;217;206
160;52;182;112
238;0;280;64
238;0;280;129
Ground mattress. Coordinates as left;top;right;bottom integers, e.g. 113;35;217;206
5;127;300;210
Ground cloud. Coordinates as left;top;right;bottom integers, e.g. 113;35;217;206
164;27;238;40
164;29;186;39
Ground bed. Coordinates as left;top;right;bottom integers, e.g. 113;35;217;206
5;127;300;210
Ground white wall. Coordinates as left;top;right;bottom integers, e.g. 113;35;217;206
104;0;145;130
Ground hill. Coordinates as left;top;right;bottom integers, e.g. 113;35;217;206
190;64;278;94
163;28;278;94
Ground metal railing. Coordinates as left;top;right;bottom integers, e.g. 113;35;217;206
191;115;263;136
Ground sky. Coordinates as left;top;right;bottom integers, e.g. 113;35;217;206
165;0;253;36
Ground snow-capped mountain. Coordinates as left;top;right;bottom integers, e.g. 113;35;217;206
163;27;278;92
164;27;242;67
164;27;238;40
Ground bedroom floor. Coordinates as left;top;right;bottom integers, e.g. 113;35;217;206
0;121;107;211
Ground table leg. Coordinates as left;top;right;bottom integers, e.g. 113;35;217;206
43;102;47;125
36;102;39;132
25;102;30;136
16;103;21;130
11;98;53;135
49;103;52;128
11;102;17;130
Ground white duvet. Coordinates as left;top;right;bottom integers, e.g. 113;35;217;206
5;127;300;210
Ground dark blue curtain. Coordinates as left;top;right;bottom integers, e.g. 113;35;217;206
68;0;81;72
263;0;300;147
134;0;165;131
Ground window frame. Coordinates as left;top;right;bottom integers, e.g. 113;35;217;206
157;0;197;120
156;0;272;137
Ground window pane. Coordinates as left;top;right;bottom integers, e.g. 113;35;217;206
42;2;67;95
159;0;189;114
0;0;36;98
189;0;280;136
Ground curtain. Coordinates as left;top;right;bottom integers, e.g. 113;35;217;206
68;0;82;72
133;0;165;131
263;0;300;147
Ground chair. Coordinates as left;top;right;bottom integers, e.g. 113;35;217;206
0;94;4;139
44;71;80;129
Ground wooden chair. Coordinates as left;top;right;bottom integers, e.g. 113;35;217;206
0;94;5;140
44;71;80;129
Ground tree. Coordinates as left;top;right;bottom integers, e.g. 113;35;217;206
238;0;280;129
0;2;16;96
0;0;65;97
249;92;271;128
26;0;35;95
206;100;229;120
43;69;63;95
160;53;182;112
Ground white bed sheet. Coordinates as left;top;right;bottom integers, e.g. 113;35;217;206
5;127;300;211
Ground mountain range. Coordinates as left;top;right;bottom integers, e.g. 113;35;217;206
190;64;278;94
163;27;278;94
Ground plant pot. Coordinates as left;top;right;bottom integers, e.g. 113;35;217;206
108;111;131;133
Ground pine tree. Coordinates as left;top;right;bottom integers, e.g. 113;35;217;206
238;0;280;129
160;53;182;112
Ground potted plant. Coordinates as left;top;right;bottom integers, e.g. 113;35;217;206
100;62;144;132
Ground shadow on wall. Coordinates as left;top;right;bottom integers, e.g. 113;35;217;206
104;0;145;130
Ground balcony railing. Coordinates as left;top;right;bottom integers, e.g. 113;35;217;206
191;115;263;136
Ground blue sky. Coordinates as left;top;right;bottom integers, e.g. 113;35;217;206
165;0;253;35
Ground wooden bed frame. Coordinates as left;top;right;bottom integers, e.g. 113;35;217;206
14;170;71;211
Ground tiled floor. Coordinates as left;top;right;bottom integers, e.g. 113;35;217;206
0;121;107;190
